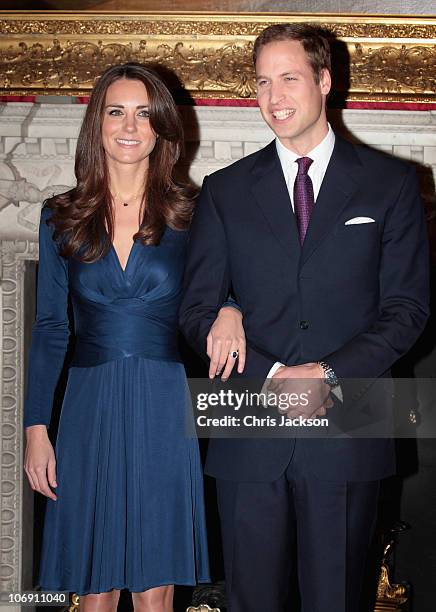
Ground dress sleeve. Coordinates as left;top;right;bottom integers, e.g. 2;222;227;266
23;206;70;428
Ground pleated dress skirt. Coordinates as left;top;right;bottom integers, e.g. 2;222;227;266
39;356;210;595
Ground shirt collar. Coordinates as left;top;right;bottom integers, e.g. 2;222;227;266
275;124;335;172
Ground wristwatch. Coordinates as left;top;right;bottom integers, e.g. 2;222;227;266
317;360;339;389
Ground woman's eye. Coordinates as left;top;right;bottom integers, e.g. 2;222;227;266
108;109;123;116
138;110;150;118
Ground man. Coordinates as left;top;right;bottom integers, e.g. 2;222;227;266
180;24;429;612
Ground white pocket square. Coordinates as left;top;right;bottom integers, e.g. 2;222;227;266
344;217;375;225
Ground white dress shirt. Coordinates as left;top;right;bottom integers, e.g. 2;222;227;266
267;125;336;380
275;123;335;210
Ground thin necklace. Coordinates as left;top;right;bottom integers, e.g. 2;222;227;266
112;191;144;207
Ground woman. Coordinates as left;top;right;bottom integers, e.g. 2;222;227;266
24;63;245;612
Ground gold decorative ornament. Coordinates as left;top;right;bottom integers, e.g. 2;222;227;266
186;605;220;612
0;12;435;103
67;592;80;612
374;542;409;611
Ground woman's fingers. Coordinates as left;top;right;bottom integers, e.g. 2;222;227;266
236;339;246;374
47;457;58;490
217;339;232;376
207;306;246;379
24;466;38;492
209;336;246;380
208;336;225;379
206;333;213;359
34;466;57;501
220;346;239;381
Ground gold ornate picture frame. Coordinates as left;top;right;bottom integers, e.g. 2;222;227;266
0;11;435;105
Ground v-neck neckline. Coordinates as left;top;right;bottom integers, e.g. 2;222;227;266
111;240;137;274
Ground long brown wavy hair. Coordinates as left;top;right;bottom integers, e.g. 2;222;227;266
47;63;194;262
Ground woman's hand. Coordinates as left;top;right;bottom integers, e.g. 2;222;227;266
24;425;58;501
207;306;246;380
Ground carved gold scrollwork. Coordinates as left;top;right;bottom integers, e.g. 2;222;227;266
374;542;409;611
163;41;255;97
0;18;435;40
350;43;436;95
0;36;258;97
186;606;220;612
0;13;435;102
67;593;79;612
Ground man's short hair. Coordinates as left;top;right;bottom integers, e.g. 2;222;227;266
253;23;331;83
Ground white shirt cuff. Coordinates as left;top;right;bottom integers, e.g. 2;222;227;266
267;361;285;378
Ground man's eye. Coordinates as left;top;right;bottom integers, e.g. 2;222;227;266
257;80;268;87
284;76;296;82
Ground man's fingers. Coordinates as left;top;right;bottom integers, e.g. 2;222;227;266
325;396;334;409
268;381;284;396
312;396;333;417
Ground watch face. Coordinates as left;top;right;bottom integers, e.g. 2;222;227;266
327;374;339;388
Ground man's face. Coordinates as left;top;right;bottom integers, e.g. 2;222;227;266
256;39;331;155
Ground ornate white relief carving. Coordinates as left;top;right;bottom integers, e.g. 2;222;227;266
0;105;77;241
0;240;38;593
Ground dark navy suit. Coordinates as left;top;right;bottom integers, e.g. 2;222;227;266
180;136;429;611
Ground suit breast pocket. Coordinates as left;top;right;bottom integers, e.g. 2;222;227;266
334;222;380;249
327;222;381;279
336;222;379;236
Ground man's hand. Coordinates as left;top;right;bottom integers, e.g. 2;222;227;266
268;362;332;418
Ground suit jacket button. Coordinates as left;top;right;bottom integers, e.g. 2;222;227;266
299;320;309;330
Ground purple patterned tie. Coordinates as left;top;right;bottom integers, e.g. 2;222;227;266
294;157;314;245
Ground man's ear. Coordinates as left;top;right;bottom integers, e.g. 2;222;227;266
319;68;332;96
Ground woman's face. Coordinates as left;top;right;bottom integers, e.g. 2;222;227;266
101;78;157;170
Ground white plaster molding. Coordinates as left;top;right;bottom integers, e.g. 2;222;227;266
0;240;39;594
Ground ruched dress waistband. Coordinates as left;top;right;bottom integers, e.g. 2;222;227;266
70;293;181;367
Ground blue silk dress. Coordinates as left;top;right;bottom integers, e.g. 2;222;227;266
24;206;210;595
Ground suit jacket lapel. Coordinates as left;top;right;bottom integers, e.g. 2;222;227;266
300;136;362;266
250;141;301;261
